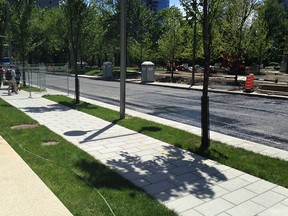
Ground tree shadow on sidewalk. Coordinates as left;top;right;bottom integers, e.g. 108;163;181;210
22;103;70;113
105;146;228;202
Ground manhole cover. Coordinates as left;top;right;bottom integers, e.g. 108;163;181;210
42;141;59;146
11;124;39;129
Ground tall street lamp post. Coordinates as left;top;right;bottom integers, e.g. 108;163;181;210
120;0;127;119
200;0;210;151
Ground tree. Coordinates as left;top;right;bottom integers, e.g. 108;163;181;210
0;0;6;62
29;8;68;63
157;7;184;81
10;0;35;86
62;0;88;104
260;0;288;62
221;0;260;82
244;13;272;73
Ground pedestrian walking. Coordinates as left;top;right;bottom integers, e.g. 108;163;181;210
0;66;4;89
5;69;17;95
15;67;21;91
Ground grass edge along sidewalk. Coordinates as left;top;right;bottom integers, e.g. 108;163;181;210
0;98;177;216
44;94;288;189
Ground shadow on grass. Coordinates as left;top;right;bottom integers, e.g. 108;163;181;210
139;126;162;133
75;158;143;195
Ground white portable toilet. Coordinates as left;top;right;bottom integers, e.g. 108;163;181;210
102;62;113;79
141;61;155;82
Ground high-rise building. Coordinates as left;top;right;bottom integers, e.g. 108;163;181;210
279;0;288;12
146;0;169;12
36;0;59;9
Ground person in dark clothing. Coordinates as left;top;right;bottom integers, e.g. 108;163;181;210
0;67;4;89
15;67;21;91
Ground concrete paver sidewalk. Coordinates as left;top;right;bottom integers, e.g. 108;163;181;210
1;89;288;216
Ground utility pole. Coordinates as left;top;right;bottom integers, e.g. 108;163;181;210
6;0;12;63
200;0;210;152
120;0;127;119
191;0;197;86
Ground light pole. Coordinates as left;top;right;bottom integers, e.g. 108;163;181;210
120;0;127;119
200;0;210;152
5;0;12;63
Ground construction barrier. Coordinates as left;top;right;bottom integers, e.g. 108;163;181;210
244;74;254;92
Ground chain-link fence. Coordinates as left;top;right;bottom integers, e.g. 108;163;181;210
16;63;70;96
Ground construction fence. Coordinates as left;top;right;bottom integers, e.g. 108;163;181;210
16;63;70;95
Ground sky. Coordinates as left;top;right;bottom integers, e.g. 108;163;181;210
170;0;180;7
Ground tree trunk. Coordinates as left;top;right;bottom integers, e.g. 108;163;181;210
200;0;210;152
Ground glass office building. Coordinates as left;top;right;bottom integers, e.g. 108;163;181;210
146;0;170;12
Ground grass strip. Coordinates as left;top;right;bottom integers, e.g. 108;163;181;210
44;94;288;189
0;98;177;216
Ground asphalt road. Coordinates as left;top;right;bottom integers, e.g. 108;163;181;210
43;74;288;151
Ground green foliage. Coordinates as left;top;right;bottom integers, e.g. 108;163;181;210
0;0;6;61
157;7;185;64
6;0;288;67
29;8;68;63
10;0;35;62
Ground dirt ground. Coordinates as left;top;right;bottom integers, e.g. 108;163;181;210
155;69;288;87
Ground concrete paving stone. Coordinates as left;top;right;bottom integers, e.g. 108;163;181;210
143;180;177;195
238;173;260;183
154;191;177;203
165;194;204;213
260;148;283;157
170;165;197;176
216;168;245;180
131;178;151;187
137;145;160;151
195;168;223;181
144;172;170;183
218;177;251;192
216;213;231;216
107;166;130;175
245;179;277;194
272;186;288;197
226;200;266;216
94;139;115;145
258;203;288;216
138;154;159;162
222;188;257;205
251;190;286;208
194;185;229;202
169;159;195;167
208;163;231;173
110;141;133;147
85;145;107;151
120;147;143;154
98;146;123;154
274;152;288;160
118;142;139;149
179;208;204;216
134;148;160;157
145;162;176;173
93;152;120;160
194;198;235;216
121;171;147;181
282;198;288;207
168;172;202;186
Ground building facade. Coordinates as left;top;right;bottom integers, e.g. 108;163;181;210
36;0;59;9
146;0;169;12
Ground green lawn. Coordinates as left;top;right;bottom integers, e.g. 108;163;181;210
0;98;177;216
44;95;288;189
70;68;140;78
